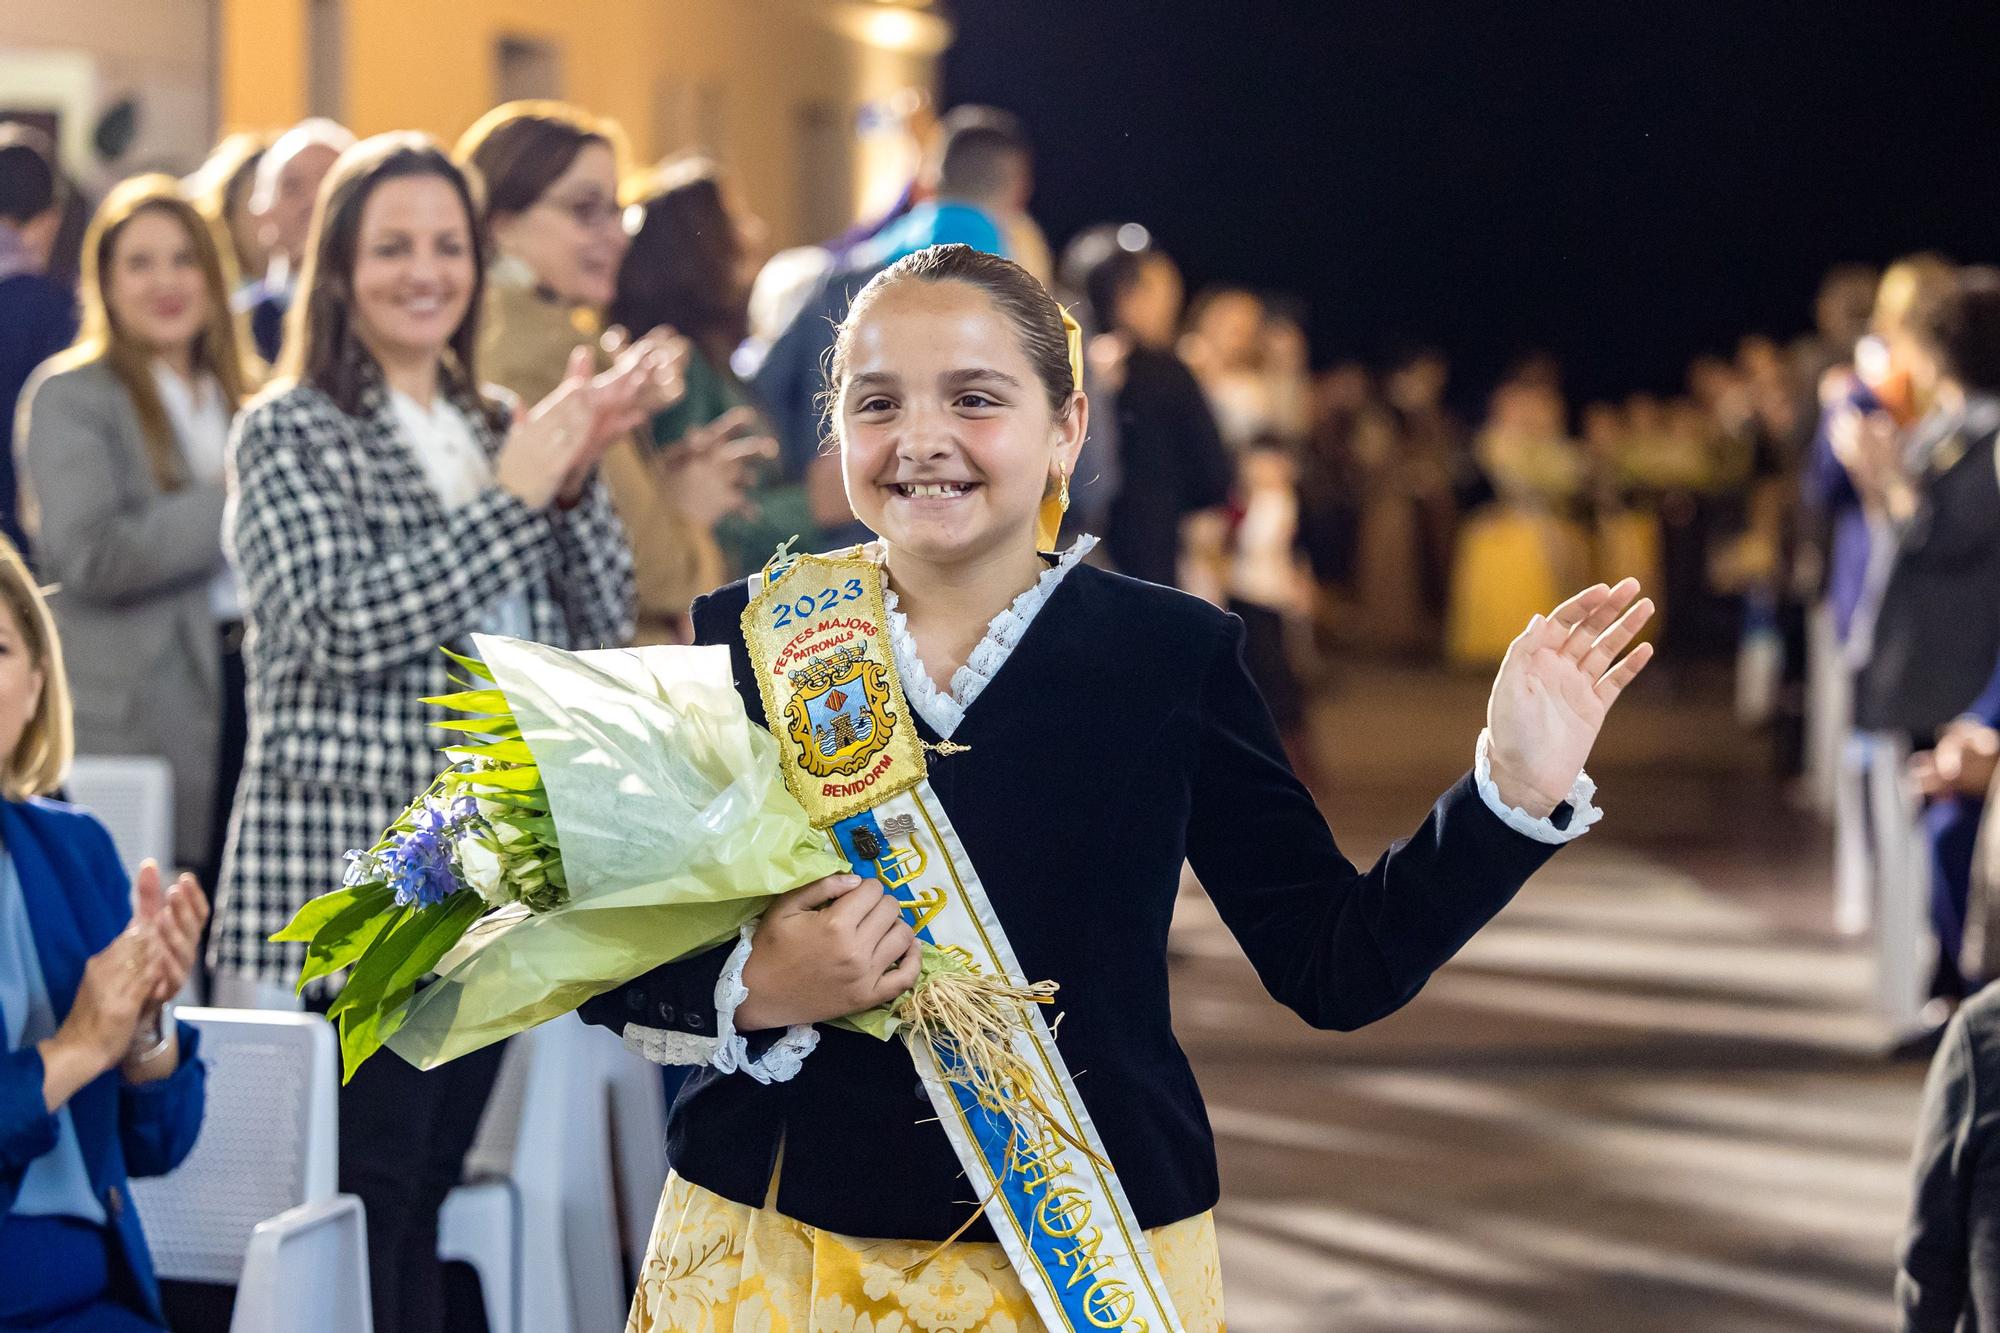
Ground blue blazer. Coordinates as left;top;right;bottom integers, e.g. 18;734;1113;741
0;797;206;1324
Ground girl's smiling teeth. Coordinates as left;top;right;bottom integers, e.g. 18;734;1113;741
892;481;977;499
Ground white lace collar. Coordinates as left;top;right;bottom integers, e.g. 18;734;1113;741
882;536;1098;739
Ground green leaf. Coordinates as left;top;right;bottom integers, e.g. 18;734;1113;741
422;688;511;715
334;892;487;1080
510;814;560;841
428;716;520;738
452;764;544;792
440;646;496;682
332;888;480;1020
271;883;387;943
298;892;403;990
443;737;536;766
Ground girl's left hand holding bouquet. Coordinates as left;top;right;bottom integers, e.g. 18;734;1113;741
275;633;853;1079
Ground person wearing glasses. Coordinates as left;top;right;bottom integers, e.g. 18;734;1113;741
458;103;756;644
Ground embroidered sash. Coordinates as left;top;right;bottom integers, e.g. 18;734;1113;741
745;550;1184;1333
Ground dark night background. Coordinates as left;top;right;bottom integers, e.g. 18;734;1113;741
944;2;2000;410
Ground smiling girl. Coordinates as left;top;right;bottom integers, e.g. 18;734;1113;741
585;244;1654;1332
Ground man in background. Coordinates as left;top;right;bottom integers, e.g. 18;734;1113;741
0;125;77;559
754;106;1035;543
241;118;355;362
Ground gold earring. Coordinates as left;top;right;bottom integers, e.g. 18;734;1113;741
1034;466;1070;552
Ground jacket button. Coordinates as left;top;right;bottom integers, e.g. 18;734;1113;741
625;990;646;1015
654;1000;677;1025
106;1185;124;1217
682;1009;705;1030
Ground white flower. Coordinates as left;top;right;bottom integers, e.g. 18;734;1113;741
456;832;512;906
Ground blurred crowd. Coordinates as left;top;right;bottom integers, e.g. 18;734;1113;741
1;87;1997;1331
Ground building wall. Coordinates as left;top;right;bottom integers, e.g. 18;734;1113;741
219;0;945;248
0;0;216;183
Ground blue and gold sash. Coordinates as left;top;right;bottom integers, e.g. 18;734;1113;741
745;549;1184;1333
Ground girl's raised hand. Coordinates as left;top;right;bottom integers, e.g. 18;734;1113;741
1485;578;1654;818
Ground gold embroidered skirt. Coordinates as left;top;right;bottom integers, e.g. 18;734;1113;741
628;1171;1227;1332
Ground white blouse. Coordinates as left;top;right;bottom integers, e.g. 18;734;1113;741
387;390;533;641
150;362;238;621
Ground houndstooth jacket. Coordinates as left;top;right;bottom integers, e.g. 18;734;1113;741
209;368;636;985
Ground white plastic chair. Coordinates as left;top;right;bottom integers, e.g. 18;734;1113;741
440;1013;626;1333
597;1028;671;1282
230;1197;375;1333
126;1008;372;1333
65;754;175;880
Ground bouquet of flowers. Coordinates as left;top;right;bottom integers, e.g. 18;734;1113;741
275;635;1058;1103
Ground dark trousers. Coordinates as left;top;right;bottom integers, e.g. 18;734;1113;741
196;627;248;893
335;1036;507;1333
1927;794;1985;1001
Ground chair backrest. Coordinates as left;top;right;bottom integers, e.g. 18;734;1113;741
231;1196;374;1333
65;754;175;879
130;1008;339;1285
458;1015;625;1333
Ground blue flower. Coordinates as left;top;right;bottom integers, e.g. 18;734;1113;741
381;823;462;909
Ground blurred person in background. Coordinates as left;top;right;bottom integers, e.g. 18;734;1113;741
184;131;272;306
458;103;754;647
756;106;1035;544
1848;267;2000;1022
611;158;789;587
1295;362;1376;642
242;119;355;362
1816;257;1956;656
208;134;641;1333
1230;438;1316;782
1447;371;1591;664
0;538;209;1333
1384;346;1469;634
1897;978;2000;1330
17;176;261;892
1180;285;1309;452
0;126;79;560
1344;360;1435;655
1062;222;1234;596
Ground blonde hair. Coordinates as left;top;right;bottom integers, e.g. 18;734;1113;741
46;174;260;492
1873;253;1956;339
0;541;73;799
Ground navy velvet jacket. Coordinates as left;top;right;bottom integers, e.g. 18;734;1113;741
582;564;1564;1241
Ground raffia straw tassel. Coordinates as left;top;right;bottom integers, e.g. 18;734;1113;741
892;962;1110;1275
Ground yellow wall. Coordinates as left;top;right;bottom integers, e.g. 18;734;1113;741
220;0;308;130
219;0;944;246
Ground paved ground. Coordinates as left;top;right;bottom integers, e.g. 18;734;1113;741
1175;661;1925;1332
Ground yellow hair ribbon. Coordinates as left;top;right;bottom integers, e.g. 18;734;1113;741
1060;304;1085;394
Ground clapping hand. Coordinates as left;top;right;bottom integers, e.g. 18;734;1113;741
658;406;777;529
1485;579;1655;818
599;326;691;424
132;860;208;1013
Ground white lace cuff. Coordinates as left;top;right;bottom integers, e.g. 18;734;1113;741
621;1024;721;1067
1474;728;1600;845
710;919;818;1084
